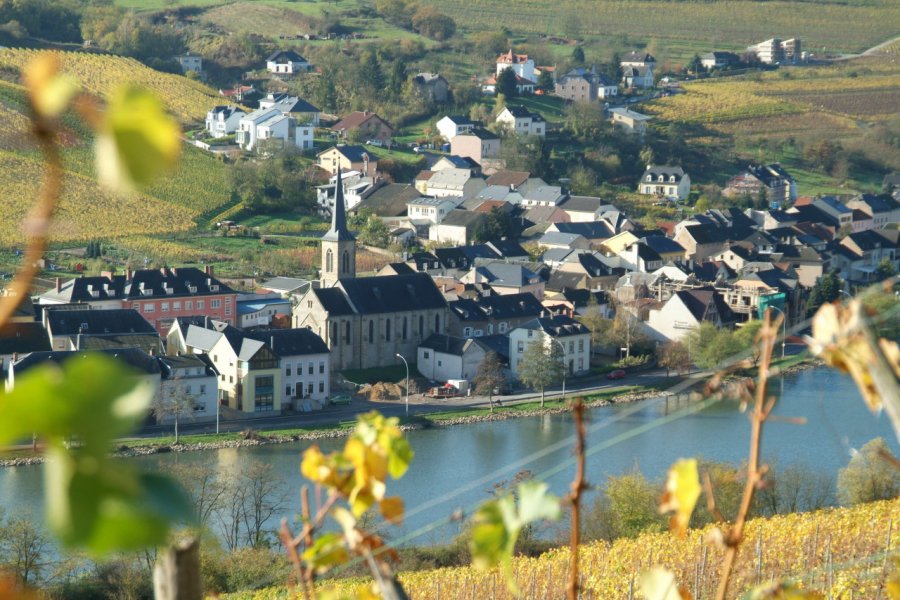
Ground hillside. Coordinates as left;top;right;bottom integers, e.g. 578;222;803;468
227;498;900;599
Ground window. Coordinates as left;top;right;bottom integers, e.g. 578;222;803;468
578;358;584;371
517;341;524;353
369;320;374;343
229;376;233;383
254;375;274;412
342;251;350;273
200;385;206;394
197;300;204;310
527;330;533;338
286;385;291;395
345;321;351;344
173;302;181;310
402;317;408;340
144;303;155;313
307;383;313;395
437;360;442;367
132;303;139;309
185;301;193;310
569;341;574;353
225;298;231;305
326;249;333;273
578;339;584;352
464;327;472;337
308;362;314;375
319;361;325;374
161;302;169;312
225;307;231;316
319;382;325;393
211;299;221;309
419;315;424;336
434;314;440;332
499;322;508;333
385;319;391;342
332;322;339;345
424;351;430;359
286;365;292;376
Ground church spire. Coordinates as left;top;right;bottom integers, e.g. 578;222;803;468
322;166;355;242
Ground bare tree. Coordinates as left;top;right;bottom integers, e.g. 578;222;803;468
240;463;288;548
153;377;197;444
473;352;506;413
0;511;50;586
658;341;691;376
171;464;229;529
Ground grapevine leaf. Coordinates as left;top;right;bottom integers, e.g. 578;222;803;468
659;458;701;538
380;496;405;525
637;567;689;600
470;497;514;570
388;437;414;479
517;480;561;524
95;85;180;192
742;581;824;599
302;532;349;574
23;52;79;118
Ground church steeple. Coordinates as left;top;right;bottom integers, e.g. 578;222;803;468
320;167;356;287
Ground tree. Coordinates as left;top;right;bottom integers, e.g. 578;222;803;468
584;471;665;541
152;379;197;444
658;341;691;376
875;257;897;282
474;206;515;242
756;462;834;516
733;320;764;365
686;322;741;369
387;60;407;98
0;511;50;586
537;69;555;92
686;53;703;75
517;339;564;407
358;215;391;248
837;438;900;506
360;52;385;93
571;46;585;65
806;271;843;317
411;7;456;41
473;352;506;413
496;67;518;97
577;295;610;355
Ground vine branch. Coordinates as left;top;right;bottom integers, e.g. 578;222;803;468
567;398;587;600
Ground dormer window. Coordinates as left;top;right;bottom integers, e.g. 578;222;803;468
646;175;652;181
669;176;676;182
657;175;664;182
141;288;153;296
188;285;198;294
210;285;220;292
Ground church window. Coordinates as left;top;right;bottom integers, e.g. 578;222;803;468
332;322;338;345
369;320;374;343
326;249;333;272
345;321;351;344
419;315;424;336
434;314;440;332
342;251;350;273
402;317;408;340
385;319;391;341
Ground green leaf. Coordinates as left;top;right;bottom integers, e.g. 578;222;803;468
388;437;414;479
517;481;561;524
302;532;349;574
95;85;180;193
470;498;514;570
638;567;686;600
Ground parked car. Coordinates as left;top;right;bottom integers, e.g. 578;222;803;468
606;369;627;380
366;139;384;147
412;146;424;154
330;394;352;405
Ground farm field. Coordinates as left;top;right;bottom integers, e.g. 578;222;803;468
227;497;900;599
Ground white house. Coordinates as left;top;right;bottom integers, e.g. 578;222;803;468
176;53;202;75
495;107;546;137
158;354;219;425
508;315;590;379
205;106;246;138
236;294;292;328
246;329;331;411
237;108;311;152
638;165;691;201
620;52;656;89
416;334;492;383
407;197;458;224
258;93;321;126
496;49;536;82
266;50;311;74
436;115;476;141
646;288;733;342
609;107;652;135
425;168;486;199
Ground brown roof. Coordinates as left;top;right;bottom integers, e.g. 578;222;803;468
416;169;435;181
485;170;530;188
497;50;530;64
473;200;507;213
332;111;392;132
794;196;815;206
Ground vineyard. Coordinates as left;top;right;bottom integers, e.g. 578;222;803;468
228;498;900;599
0;48;224;124
420;0;900;56
0;152;195;246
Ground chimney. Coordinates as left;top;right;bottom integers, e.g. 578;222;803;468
270;335;275;350
55;277;61;293
559;178;570;196
126;268;133;281
148;347;155;357
204;265;211;276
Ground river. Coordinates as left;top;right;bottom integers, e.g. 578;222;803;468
0;366;896;547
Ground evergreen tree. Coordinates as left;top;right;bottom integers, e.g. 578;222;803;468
361;52;385;92
806;271;843;317
571;46;585;65
496;67;518;97
388;60;406;98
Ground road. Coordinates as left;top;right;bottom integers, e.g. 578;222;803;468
134;368;676;440
828;34;900;61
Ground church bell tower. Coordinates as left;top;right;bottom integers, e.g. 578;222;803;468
320;167;356;287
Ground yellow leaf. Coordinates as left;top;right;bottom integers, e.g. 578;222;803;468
95;85;180;193
301;445;332;485
637;567;689;600
659;458;701;538
23;52;79;118
380;496;405;525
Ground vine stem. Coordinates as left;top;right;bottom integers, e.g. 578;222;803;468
0;114;61;329
567;398;587;600
715;311;780;600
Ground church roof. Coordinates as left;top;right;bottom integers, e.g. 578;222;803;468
339;273;447;314
322;167;355;242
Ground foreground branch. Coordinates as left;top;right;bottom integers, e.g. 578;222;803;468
567;398;587;600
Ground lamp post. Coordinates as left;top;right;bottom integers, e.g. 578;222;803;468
551;338;567;402
396;353;409;417
767;305;787;360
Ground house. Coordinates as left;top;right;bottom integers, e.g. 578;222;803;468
555;66;618;103
258;277;313;298
205;106;246;139
496;49;536;82
157;354;218;424
412;73;450;103
559;196;616;222
495;107;546;137
448;292;545;338
38;267;238;335
813;196;853;230
417;333;505;384
483;72;535;95
424;168;486;199
543;289;610;319
674;224;736;262
43;307;160;352
524;205;570;226
176;53;202;75
266;50;311;74
620;52;656;88
646;288;735;342
332;111;393;144
485;170;530;190
609;107;652;135
548;221;614;245
258;93;320;126
540;232;591;252
353;183;420;218
431;155;481;174
599;230;641;257
832;229;899;284
245;328;331;410
638;165;691;201
463;262;545;300
407;197;458;225
436;115;477;141
317;145;378;177
520;180;567;207
748;38;802;64
236;294;293;329
450;128;501;165
619;241;663;273
206;325;282;414
236;107;308;152
429;210;487;245
0;322;51;377
846;194;897;230
640;235;686;263
219;84;260;105
509;315;591;378
316;169;374;216
725;164;796;205
700;51;740;70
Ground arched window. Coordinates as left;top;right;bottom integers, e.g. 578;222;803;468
331;322;338;345
402;317;408;340
385;319;391;342
325;249;333;273
342;251;350;273
419;315;424;336
368;320;374;343
345;321;351;344
434;314;440;333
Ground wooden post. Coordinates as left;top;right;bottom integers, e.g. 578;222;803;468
153;537;201;600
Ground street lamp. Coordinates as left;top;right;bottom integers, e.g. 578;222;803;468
766;305;787;360
551;338;567;402
396;353;409;416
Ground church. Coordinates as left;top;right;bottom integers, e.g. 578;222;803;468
293;168;449;371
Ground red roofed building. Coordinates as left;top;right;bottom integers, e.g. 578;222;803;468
331;111;393;143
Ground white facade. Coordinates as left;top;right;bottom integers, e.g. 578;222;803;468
282;352;331;410
436;116;474;141
646;295;702;342
508;326;590;379
495;108;546;137
639;167;691;201
416;342;486;383
237;108;310;151
407;198;458;224
176;54;202;74
205;106;246;139
496;53;536;83
158;362;218;424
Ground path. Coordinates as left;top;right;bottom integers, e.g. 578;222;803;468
829;34;900;61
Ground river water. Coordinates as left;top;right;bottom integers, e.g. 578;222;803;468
0;367;896;547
